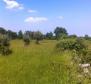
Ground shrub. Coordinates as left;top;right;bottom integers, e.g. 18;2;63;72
23;32;30;46
56;38;86;53
0;36;12;55
56;38;91;64
34;31;43;44
23;38;30;46
80;50;91;63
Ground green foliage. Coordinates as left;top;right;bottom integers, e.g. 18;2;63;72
0;35;12;55
23;38;30;45
18;30;23;39
59;33;68;39
34;31;43;44
54;27;68;40
79;49;91;63
1;26;91;83
84;34;91;40
0;27;7;34
23;32;30;46
56;38;91;65
45;32;53;39
68;34;77;39
56;38;86;53
7;30;17;40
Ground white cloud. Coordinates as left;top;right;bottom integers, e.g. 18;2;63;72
3;0;24;10
24;17;48;23
58;16;64;19
28;9;37;13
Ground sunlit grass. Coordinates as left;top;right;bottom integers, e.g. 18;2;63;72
0;40;78;84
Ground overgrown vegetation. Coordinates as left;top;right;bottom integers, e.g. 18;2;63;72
56;38;91;63
0;26;91;83
0;40;79;84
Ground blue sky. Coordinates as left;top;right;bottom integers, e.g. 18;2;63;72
0;0;91;36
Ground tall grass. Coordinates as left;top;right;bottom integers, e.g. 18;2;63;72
0;40;80;84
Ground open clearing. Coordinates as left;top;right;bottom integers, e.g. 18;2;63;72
0;40;78;84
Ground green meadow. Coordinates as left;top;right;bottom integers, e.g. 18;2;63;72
0;40;79;84
1;0;91;83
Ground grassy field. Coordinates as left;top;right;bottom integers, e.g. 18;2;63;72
0;40;81;84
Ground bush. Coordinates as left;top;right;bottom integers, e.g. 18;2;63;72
56;38;86;53
80;50;91;63
56;38;91;64
34;31;43;44
23;38;30;45
23;32;30;46
0;36;12;55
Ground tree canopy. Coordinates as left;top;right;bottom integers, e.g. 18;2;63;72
54;27;68;40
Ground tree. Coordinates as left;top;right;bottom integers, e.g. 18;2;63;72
7;30;17;40
11;32;17;39
54;27;68;40
34;31;43;44
23;31;30;46
45;32;53;39
84;34;91;40
0;27;7;34
18;30;23;39
30;31;36;40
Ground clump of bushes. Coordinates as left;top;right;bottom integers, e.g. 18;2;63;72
0;35;12;55
56;38;86;53
56;38;91;64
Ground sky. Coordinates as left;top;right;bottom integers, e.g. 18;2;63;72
0;0;91;36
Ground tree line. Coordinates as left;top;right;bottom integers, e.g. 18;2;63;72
0;26;90;41
0;26;68;40
0;26;91;56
